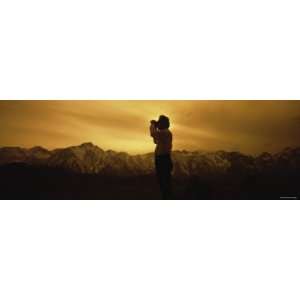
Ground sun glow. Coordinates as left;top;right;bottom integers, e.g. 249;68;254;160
0;100;299;155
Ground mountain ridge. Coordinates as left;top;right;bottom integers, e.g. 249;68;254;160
1;142;300;178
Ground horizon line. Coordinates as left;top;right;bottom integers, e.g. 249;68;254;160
0;142;299;157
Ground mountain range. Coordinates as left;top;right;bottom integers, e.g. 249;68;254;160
0;142;300;177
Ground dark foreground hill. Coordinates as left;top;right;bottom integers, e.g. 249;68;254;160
0;143;299;199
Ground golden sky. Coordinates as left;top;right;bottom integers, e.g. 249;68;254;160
0;100;299;154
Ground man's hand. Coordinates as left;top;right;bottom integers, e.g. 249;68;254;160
150;120;158;142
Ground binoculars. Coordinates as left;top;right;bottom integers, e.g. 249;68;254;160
150;120;158;127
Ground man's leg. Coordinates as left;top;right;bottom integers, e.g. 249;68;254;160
155;156;173;199
156;168;166;199
166;172;173;199
163;170;173;199
159;168;172;199
155;159;165;199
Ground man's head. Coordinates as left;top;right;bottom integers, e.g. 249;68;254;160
157;115;170;130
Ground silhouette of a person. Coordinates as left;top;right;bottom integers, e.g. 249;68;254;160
150;115;173;199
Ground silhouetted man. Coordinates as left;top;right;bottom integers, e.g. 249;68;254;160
150;115;173;199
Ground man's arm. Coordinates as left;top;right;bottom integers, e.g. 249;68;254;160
150;123;159;144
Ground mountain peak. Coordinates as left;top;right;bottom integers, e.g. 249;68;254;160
29;146;49;152
79;142;95;148
75;142;104;152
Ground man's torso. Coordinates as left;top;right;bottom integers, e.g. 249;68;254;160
155;129;172;156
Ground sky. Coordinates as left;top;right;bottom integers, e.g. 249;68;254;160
0;100;299;155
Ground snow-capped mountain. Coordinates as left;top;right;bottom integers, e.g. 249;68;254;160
0;143;299;177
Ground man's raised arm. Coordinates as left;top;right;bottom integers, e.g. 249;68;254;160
150;122;159;144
